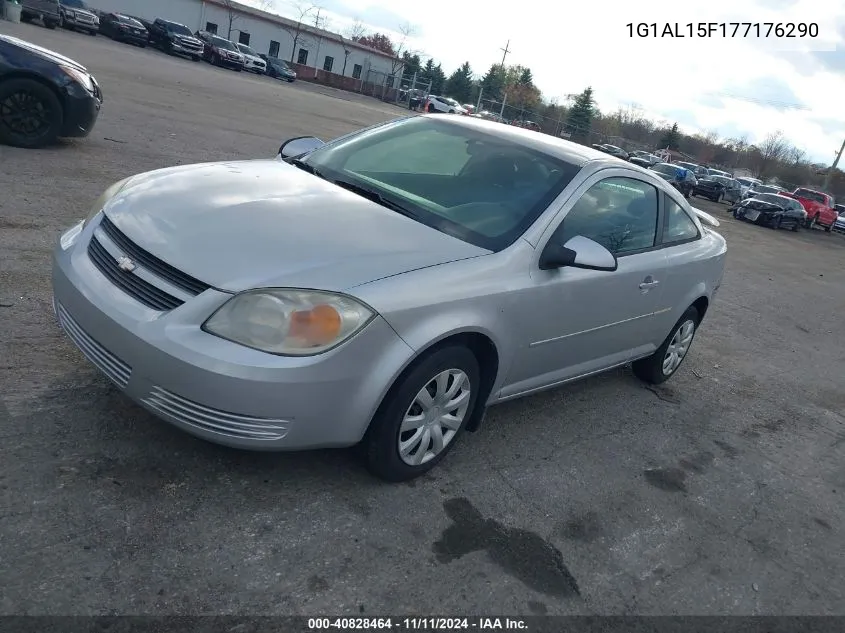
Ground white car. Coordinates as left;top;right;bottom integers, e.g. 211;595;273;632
426;95;466;114
235;43;267;73
833;209;845;234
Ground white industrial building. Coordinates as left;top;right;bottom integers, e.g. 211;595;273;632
83;0;403;90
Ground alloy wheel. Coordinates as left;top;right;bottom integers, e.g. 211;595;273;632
0;89;52;140
398;369;471;466
662;320;695;376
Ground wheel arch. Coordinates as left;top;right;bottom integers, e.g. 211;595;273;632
366;328;501;439
0;72;66;109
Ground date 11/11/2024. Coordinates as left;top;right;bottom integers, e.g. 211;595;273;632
626;22;819;38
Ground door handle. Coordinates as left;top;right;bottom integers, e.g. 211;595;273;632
639;277;660;289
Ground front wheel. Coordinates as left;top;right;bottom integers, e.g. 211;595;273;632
45;20;58;29
824;223;832;233
632;306;700;385
807;215;818;229
192;55;201;62
0;78;64;148
771;216;782;230
364;346;480;482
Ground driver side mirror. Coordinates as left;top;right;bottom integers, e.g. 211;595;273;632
539;235;618;272
278;136;325;159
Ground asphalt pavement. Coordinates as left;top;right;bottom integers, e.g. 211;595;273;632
1;22;845;617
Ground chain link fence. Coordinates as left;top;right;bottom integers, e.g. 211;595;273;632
396;74;433;111
359;69;400;102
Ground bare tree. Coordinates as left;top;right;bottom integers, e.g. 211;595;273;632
280;0;318;63
344;19;367;41
221;0;241;39
389;22;418;77
788;146;806;166
755;130;791;178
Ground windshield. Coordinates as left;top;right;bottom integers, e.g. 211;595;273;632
736;178;756;187
793;188;826;204
652;163;678;177
62;0;88;8
299;117;582;251
754;193;789;207
712;176;731;185
237;43;258;56
117;15;142;26
676;162;697;170
212;36;237;50
166;22;192;36
754;185;780;195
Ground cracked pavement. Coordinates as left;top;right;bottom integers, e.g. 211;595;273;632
2;23;845;616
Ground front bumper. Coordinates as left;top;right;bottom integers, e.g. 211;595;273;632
65;15;98;31
60;83;101;138
245;60;266;73
51;220;416;451
216;56;243;69
170;41;202;57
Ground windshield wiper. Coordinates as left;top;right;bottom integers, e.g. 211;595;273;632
287;157;329;181
331;179;421;220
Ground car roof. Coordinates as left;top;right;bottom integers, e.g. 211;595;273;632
424;115;619;166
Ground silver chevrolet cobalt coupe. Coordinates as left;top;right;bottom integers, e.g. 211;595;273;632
52;115;726;481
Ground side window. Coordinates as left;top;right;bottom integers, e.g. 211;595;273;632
551;177;659;256
663;195;700;244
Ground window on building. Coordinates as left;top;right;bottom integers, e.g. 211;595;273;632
323;56;334;72
238;32;250;46
352;64;362;79
268;40;280;58
297;48;309;65
552;177;659;256
662;195;700;245
205;22;218;34
386;76;395;88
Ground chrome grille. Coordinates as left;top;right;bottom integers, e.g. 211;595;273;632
88;237;183;311
56;301;132;388
142;387;289;441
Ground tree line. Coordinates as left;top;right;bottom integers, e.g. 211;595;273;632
350;29;843;198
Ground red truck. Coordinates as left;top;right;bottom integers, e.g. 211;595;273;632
783;187;838;231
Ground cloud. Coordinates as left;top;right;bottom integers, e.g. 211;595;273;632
719;76;806;111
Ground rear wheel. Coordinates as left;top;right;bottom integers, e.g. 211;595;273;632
0;78;64;149
824;222;832;233
807;214;818;229
364;346;480;482
632;306;700;385
771;216;782;230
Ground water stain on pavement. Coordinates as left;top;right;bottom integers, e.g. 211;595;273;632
643;467;687;492
432;498;580;598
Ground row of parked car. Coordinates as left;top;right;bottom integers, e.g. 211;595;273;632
19;0;299;81
589;146;843;234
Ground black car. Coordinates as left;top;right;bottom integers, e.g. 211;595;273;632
20;0;61;29
0;34;102;148
691;175;730;202
629;153;660;168
58;0;99;35
148;18;203;61
125;15;153;32
100;13;148;46
649;162;696;198
265;57;297;82
730;193;806;231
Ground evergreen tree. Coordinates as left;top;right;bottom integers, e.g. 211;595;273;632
401;51;422;81
659;122;681;150
565;86;596;140
430;63;447;94
480;63;506;101
443;62;474;103
517;67;533;86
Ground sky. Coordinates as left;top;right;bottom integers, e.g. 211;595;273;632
254;0;845;164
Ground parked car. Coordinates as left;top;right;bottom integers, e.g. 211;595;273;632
148;19;203;61
730;193;806;231
124;15;153;32
735;176;762;198
235;43;267;74
20;0;61;29
782;187;838;231
196;31;244;71
265;57;296;82
629;153;661;168
58;0;99;35
51;115;726;481
0;34;102;148
598;144;629;160
743;183;786;200
99;13;148;46
708;169;731;178
650;162;696;198
426;95;466;114
675;161;710;178
691;174;741;204
833;206;845;234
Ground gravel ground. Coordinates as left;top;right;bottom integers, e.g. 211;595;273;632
2;22;845;617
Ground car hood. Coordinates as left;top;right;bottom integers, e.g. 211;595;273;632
176;34;202;46
101;160;489;293
242;53;263;62
0;34;88;72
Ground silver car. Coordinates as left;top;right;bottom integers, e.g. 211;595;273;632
51;115;727;481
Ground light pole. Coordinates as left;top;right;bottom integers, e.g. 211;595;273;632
822;137;845;192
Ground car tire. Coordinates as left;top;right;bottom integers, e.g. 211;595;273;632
45;20;58;29
364;345;480;482
0;78;64;149
824;223;832;233
791;222;799;232
632;306;700;385
88;30;97;36
192;55;201;62
807;215;817;229
772;216;782;230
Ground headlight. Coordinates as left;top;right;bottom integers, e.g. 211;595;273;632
60;65;94;93
66;9;75;17
203;289;375;356
82;177;135;228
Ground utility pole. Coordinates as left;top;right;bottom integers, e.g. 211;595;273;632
822;137;845;192
499;40;510;67
313;8;323;79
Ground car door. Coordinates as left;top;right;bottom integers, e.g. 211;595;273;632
500;171;669;398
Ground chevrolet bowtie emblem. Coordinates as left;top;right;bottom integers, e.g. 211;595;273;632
116;255;136;272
